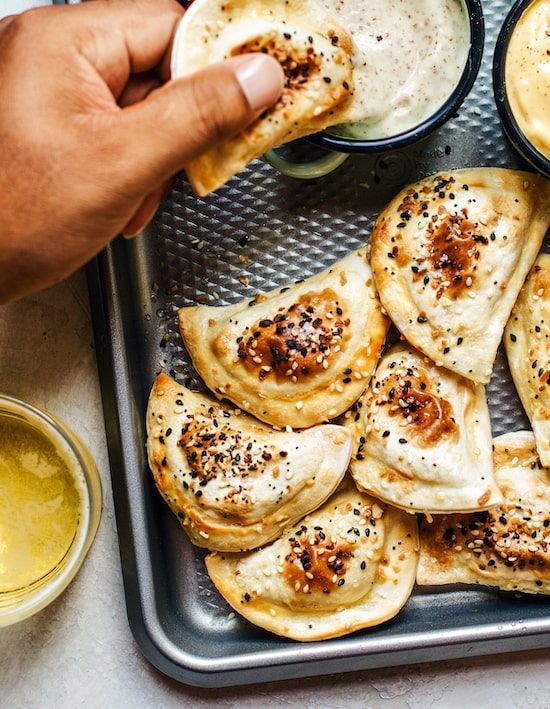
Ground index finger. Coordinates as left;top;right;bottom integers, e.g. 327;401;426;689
63;0;184;91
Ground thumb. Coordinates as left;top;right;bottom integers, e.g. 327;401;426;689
113;54;284;191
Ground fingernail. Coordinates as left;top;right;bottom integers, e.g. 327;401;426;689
122;200;161;239
236;54;284;112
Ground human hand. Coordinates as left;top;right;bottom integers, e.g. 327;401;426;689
0;0;284;303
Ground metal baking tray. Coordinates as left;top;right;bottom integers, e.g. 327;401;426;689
87;0;550;687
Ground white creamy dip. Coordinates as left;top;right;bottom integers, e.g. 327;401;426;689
319;0;470;139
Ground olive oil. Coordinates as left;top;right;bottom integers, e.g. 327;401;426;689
0;413;82;594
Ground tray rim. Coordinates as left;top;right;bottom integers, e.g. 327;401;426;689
87;241;550;688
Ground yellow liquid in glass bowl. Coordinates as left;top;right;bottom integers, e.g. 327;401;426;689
0;414;82;594
0;397;101;626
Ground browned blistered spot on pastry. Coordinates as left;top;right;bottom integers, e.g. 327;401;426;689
231;33;350;118
378;370;458;447
233;36;320;92
237;289;349;382
477;489;492;507
429;508;550;575
152;450;167;479
421;519;454;567
284;536;353;594
483;513;550;568
177;411;274;509
411;213;489;300
381;468;414;483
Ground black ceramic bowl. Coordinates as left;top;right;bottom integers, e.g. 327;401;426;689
307;0;485;154
493;0;550;178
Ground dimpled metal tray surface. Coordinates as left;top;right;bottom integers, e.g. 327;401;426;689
87;0;550;687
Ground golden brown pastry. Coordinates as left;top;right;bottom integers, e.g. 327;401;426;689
417;431;550;594
370;168;550;383
345;344;501;513
505;254;550;467
147;373;352;551
179;248;390;428
171;0;353;195
206;481;418;640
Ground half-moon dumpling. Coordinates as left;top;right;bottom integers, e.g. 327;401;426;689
179;248;390;428
205;481;418;640
505;254;550;467
171;0;353;195
417;431;550;595
371;168;550;383
147;373;352;551
345;344;501;513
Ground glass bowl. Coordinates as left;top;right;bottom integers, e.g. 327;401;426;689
0;395;102;627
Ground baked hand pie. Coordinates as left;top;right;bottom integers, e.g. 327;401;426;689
179;248;389;428
147;373;352;551
505;254;550;467
205;481;418;640
370;168;550;383
345;344;501;513
171;0;353;195
417;431;550;595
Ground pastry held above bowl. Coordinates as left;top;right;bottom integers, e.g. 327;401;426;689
171;0;354;195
